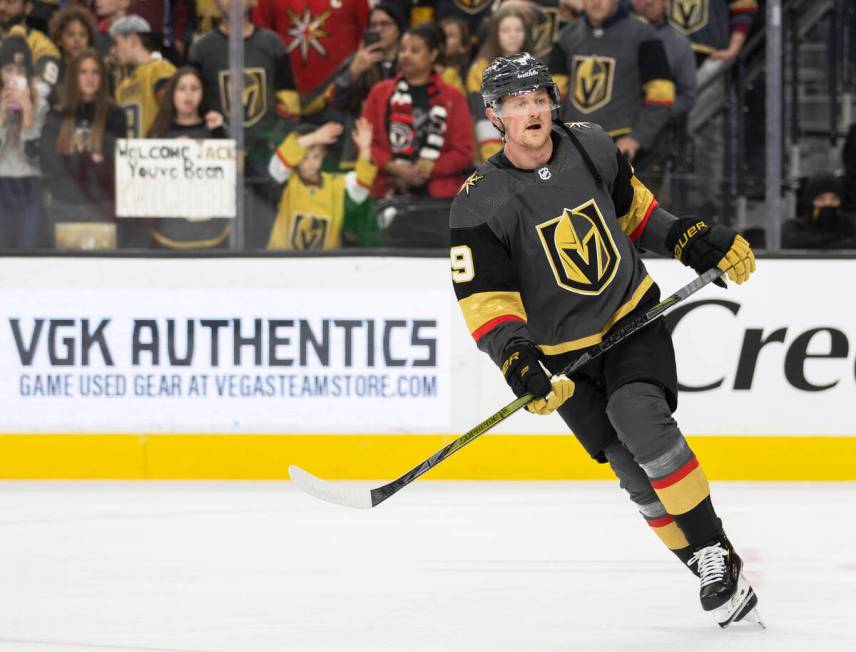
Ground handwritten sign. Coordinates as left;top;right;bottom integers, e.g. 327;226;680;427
115;139;237;218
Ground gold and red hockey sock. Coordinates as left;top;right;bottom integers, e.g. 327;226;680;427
649;454;723;548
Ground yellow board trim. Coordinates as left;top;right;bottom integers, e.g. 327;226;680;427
0;435;854;480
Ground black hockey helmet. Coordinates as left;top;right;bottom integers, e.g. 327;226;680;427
481;53;560;111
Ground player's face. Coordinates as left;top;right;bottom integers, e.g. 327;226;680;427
583;0;619;24
493;87;553;151
497;15;525;56
60;19;90;61
631;0;667;23
173;72;203;118
398;33;438;81
77;56;101;102
297;146;325;184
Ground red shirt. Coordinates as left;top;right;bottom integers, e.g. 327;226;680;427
252;0;370;96
362;76;475;199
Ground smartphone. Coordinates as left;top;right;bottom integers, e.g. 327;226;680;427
363;30;380;47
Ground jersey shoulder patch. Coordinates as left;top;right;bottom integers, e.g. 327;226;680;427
564;121;598;131
457;171;486;197
451;165;515;229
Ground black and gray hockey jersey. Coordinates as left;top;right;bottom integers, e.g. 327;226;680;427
189;27;298;160
548;6;675;150
450;122;676;372
668;0;757;58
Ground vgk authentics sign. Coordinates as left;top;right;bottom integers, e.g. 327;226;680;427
0;289;449;433
115;139;237;218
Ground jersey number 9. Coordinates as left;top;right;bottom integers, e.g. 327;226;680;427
450;245;474;283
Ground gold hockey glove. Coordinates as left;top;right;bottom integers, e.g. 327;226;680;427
667;218;756;286
716;234;755;284
526;374;575;416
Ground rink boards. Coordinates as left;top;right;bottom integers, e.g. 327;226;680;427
0;255;854;480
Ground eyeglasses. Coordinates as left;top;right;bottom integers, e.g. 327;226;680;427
369;20;396;30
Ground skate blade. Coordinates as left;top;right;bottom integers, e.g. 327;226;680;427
741;606;766;629
717;574;759;629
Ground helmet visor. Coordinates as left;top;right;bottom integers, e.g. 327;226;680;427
492;88;559;117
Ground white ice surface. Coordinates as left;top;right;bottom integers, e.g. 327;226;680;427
0;481;853;652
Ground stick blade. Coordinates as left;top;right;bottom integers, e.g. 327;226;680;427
288;465;374;509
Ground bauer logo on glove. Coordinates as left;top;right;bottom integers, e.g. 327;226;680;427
666;218;756;287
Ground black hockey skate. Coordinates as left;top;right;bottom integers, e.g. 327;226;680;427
688;536;765;629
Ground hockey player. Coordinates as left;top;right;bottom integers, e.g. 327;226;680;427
449;52;762;628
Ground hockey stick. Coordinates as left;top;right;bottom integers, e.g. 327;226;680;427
289;267;724;509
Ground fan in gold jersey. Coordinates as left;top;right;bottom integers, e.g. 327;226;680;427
110;14;175;139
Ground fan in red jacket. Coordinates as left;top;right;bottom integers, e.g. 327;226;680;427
252;0;370;114
361;22;474;199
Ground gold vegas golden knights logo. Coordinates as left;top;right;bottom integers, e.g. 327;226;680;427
536;200;621;294
291;214;330;250
453;0;493;14
218;68;267;127
571;55;616;114
531;8;560;58
669;0;709;35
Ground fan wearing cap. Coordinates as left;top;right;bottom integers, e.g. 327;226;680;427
450;53;761;628
111;14;175;138
0;25;48;248
0;0;60;98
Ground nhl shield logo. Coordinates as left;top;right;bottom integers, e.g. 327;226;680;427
453;0;493;15
536;200;621;295
291;213;330;250
218;68;267;127
571;55;616;115
669;0;709;35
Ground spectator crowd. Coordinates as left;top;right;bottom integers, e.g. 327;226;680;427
0;0;852;251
